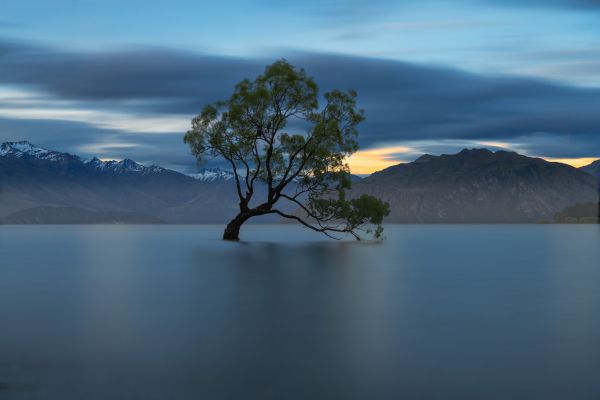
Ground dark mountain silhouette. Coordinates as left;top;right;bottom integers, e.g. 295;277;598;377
1;142;597;223
350;148;599;223
0;141;241;223
553;202;599;224
580;160;600;178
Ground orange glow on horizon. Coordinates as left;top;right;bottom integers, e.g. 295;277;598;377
347;146;411;175
345;144;598;175
540;157;599;168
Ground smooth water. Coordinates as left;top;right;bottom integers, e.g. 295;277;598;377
0;224;599;399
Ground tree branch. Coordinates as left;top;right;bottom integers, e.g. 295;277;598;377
270;209;361;240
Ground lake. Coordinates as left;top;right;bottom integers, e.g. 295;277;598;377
0;224;599;399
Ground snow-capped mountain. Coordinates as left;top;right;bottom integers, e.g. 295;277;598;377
1;141;166;175
0;141;243;223
3;140;597;224
0;141;72;161
85;157;166;175
188;168;235;182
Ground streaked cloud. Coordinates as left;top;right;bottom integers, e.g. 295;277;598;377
347;146;413;175
0;106;188;133
0;35;598;174
476;141;513;149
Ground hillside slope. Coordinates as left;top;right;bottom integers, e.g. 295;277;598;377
351;149;599;222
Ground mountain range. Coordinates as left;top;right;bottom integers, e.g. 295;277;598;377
0;141;241;223
0;141;598;224
351;148;598;222
581;160;600;178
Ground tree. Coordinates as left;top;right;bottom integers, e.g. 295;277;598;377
184;60;390;241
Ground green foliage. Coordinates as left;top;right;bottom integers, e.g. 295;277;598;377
184;59;390;240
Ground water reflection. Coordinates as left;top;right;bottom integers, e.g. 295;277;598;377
0;225;599;399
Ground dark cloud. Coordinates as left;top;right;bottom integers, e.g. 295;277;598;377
0;117;202;173
288;53;600;156
0;37;599;164
0;39;265;109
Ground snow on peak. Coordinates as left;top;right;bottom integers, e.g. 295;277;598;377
1;140;166;175
1;141;52;158
84;157;104;168
117;158;144;172
0;141;76;162
85;157;165;174
189;168;235;182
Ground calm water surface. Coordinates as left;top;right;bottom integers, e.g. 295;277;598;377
0;224;599;399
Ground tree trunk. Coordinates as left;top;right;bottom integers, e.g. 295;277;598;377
222;212;251;241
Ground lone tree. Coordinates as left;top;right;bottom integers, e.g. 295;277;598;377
184;60;389;241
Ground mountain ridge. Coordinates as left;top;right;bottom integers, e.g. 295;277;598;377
1;142;598;223
1;141;172;175
351;148;598;223
580;159;600;178
0;141;241;223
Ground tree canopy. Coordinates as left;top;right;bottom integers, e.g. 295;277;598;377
184;60;389;240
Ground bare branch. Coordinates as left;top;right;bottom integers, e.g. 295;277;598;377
271;209;361;241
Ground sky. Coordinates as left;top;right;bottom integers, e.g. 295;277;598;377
1;0;599;174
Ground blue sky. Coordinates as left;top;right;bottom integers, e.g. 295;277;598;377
1;0;599;173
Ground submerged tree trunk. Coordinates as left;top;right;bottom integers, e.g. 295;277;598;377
223;212;251;241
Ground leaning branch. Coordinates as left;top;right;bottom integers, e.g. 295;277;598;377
271;209;361;240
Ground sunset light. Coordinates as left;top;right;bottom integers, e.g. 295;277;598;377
347;146;411;175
